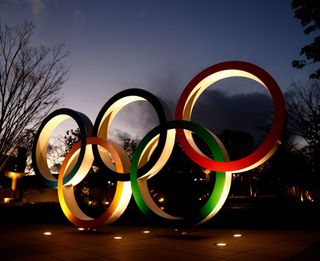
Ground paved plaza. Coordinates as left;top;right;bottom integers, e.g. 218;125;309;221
1;223;319;260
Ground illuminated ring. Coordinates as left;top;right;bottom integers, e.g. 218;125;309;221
175;61;285;173
93;88;168;181
58;137;132;228
130;120;232;225
32;108;93;188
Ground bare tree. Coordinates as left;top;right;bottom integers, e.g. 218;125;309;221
0;21;68;171
286;80;320;174
291;0;320;79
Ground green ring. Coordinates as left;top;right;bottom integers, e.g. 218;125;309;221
130;120;231;225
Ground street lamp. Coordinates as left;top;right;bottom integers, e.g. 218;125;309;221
4;170;26;202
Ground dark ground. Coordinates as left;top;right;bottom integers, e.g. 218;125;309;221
1;197;320;230
1;198;320;260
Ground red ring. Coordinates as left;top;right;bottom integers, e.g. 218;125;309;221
175;61;285;172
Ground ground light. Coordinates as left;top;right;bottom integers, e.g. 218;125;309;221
215;243;227;247
43;232;52;236
113;236;122;240
214;233;242;246
3;198;11;203
143;230;151;234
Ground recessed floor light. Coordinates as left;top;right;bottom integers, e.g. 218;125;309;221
113;236;122;240
143;230;151;234
233;234;242;238
43;232;52;236
78;228;85;231
215;242;227;247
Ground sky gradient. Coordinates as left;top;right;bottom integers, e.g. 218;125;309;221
0;0;313;140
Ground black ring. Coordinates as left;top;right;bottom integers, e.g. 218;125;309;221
32;108;93;188
92;88;168;181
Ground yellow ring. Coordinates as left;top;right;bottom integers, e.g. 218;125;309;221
57;137;132;227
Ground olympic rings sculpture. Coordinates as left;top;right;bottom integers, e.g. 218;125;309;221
32;61;285;228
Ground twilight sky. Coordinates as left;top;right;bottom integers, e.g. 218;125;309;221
0;0;314;141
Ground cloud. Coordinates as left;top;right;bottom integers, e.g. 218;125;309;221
192;90;273;143
106;89;273;147
74;9;85;22
0;0;43;23
73;9;85;29
30;0;45;17
108;101;159;142
137;10;147;18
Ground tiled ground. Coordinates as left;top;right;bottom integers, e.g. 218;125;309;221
1;223;319;260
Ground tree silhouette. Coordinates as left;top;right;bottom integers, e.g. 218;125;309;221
266;133;313;202
62;128;81;157
0;21;67;171
286;80;320;179
115;131;138;160
292;0;320;79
